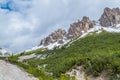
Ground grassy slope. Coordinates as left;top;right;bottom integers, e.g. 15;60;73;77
9;31;120;80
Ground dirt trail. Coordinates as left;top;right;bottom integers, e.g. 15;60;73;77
0;60;38;80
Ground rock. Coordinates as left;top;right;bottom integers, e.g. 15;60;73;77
58;39;64;44
40;29;67;46
40;16;94;46
67;16;94;38
99;7;120;27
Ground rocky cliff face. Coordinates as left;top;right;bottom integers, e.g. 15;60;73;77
40;29;67;46
99;7;120;27
40;16;94;46
68;16;94;38
40;7;120;46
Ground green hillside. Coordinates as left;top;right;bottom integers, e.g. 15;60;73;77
9;31;120;80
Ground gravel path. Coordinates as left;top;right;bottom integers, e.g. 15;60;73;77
0;60;38;80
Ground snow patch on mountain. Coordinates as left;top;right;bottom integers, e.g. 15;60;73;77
43;39;70;50
25;46;43;52
24;39;70;52
103;25;120;32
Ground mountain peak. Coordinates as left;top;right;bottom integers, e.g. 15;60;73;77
68;16;94;38
99;7;120;27
40;16;95;47
40;29;67;46
82;16;90;22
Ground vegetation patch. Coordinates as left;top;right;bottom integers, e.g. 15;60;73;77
8;31;120;80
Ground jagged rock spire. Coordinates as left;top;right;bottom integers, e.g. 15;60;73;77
40;29;67;46
40;16;94;46
67;16;94;38
99;7;120;27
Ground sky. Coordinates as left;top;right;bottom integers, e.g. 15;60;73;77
0;0;120;53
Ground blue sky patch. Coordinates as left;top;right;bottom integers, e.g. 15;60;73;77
0;0;27;12
0;2;13;11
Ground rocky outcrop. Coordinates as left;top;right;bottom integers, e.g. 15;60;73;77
67;16;94;38
99;7;120;27
40;29;67;46
40;16;94;46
